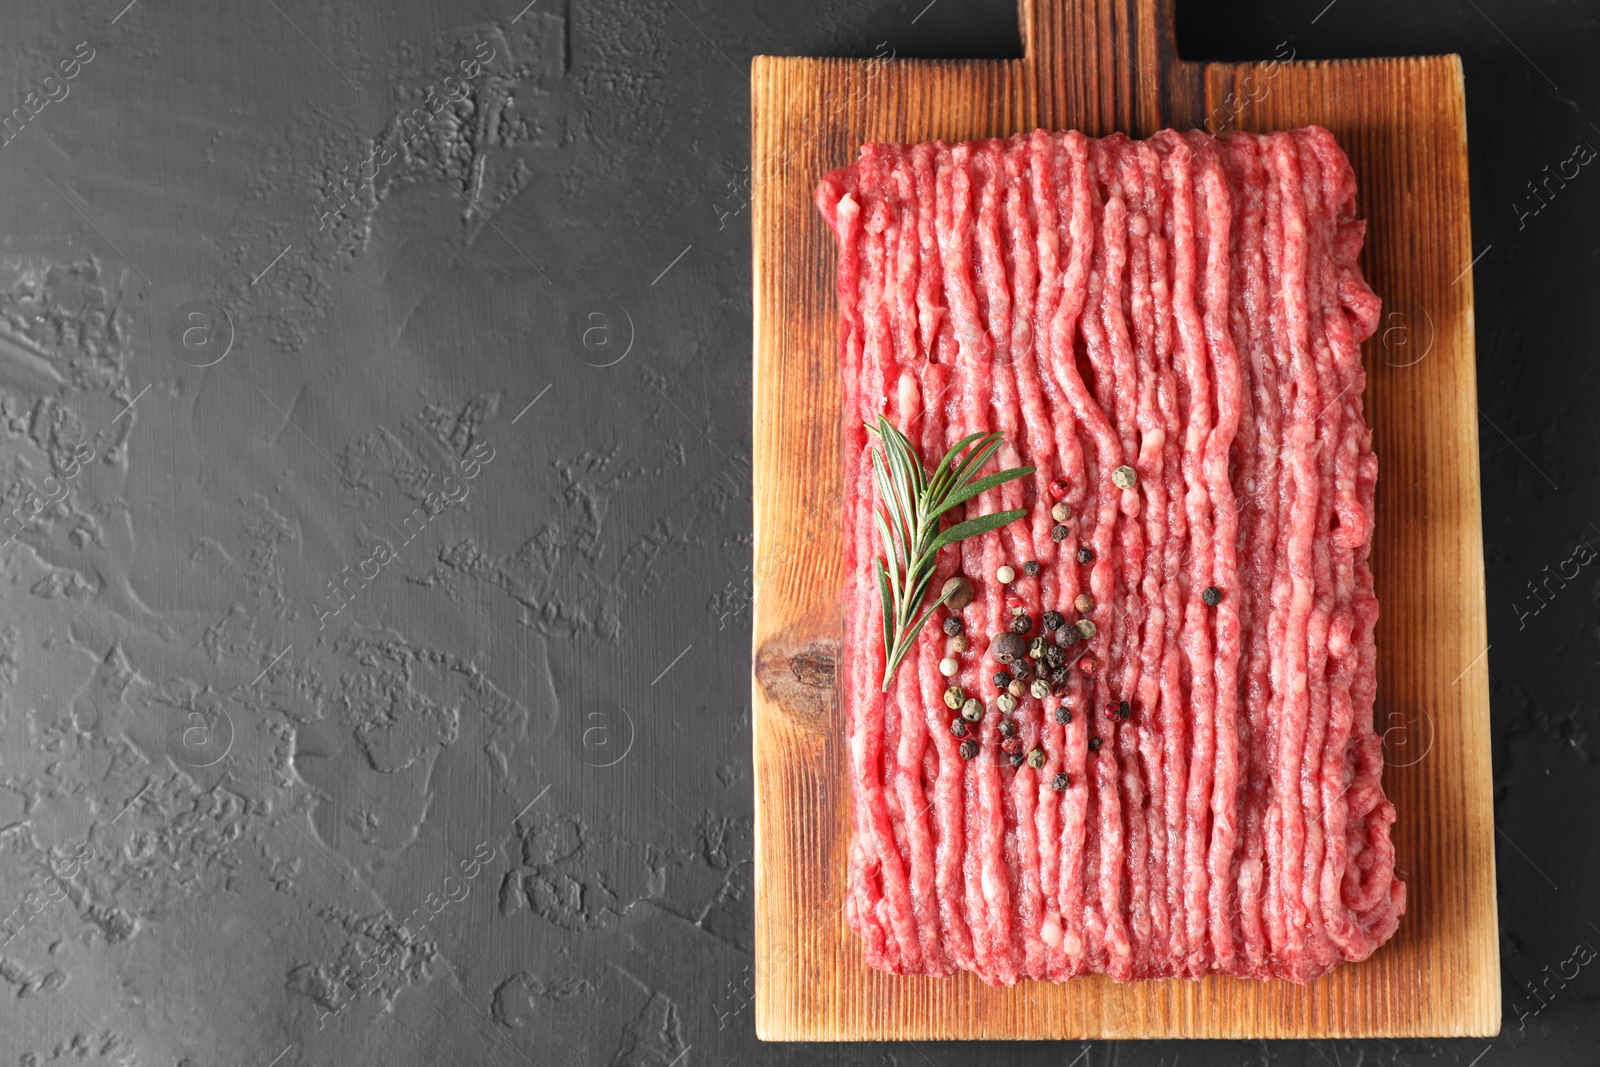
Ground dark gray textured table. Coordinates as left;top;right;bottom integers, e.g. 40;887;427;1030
0;1;1588;1064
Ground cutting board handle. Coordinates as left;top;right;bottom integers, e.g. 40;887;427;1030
1019;0;1200;133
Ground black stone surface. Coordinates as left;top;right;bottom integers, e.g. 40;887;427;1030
0;1;1589;1064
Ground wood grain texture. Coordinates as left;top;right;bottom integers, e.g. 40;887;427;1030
750;0;1497;1039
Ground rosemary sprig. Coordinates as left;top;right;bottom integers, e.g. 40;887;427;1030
868;416;1034;692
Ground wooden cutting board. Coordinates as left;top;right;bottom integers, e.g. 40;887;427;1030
750;0;1497;1039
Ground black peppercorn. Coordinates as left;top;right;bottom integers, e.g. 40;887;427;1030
1042;610;1064;631
1051;772;1070;791
1077;547;1094;564
1050;523;1069;543
1022;560;1040;577
992;671;1013;690
943;616;965;636
1009;752;1026;768
998;718;1018;738
1054;705;1072;724
1059;625;1080;648
1118;700;1131;721
1089;736;1102;751
1010;658;1032;681
950;718;969;738
1049;666;1071;687
1009;613;1032;635
1202;586;1222;606
1044;642;1065;669
991;632;1028;663
959;738;979;760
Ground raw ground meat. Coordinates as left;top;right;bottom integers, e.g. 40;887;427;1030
816;126;1404;984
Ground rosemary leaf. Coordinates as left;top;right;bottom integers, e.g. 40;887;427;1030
868;416;1035;692
936;466;1036;516
922;507;1028;563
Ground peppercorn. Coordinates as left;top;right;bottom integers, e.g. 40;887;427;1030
998;718;1017;738
1112;464;1138;490
1023;560;1040;577
1042;610;1064;631
1051;681;1070;699
1027;747;1046;769
950;718;970;739
1051;524;1070;543
1002;736;1025;755
1076;652;1099;675
1051;771;1070;791
997;693;1019;715
1051;501;1071;523
1089;736;1102;751
1005;594;1026;613
1049;666;1071;688
960;738;979;760
1009;613;1032;635
1118;700;1131;720
1010;658;1032;680
992;671;1013;690
1054;705;1072;724
1008;680;1026;699
1044;643;1065;669
1028;636;1048;660
1048;477;1069;500
943;616;965;637
1030;679;1050;699
961;697;983;722
939;657;959;677
1009;752;1026;768
942;575;976;610
1202;585;1222;607
1075;618;1097;639
1059;626;1080;649
1075;592;1094;614
992;632;1027;663
944;685;966;710
1104;701;1122;720
996;565;1016;584
952;634;971;653
1077;547;1094;564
